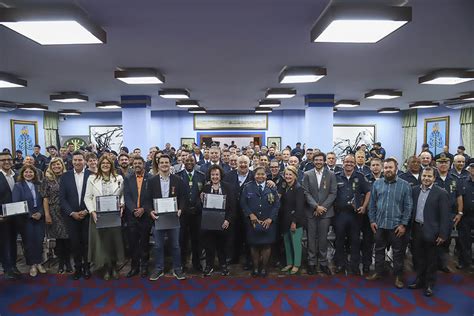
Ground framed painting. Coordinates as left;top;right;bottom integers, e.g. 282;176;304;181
10;120;38;156
60;135;90;151
424;116;449;157
193;114;268;130
332;124;376;164
267;137;281;151
89;125;123;153
180;138;195;149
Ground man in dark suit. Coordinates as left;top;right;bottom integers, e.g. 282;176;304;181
192;147;204;165
355;150;371;176
60;151;91;280
177;154;206;272
400;156;422;187
32;144;47;171
123;156;152;278
326;152;343;173
408;167;451;297
0;152;21;279
200;146;230;177
146;154;187;281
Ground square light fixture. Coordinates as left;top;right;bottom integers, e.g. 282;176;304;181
0;72;27;88
365;89;402;99
177;100;199;108
311;3;412;43
377;107;400;114
188;107;206;114
96;101;121;109
279;66;327;84
50;92;88;103
58;109;81;116
459;92;474;101
159;89;190;99
18;103;48;111
0;100;18;112
265;88;296;99
409;101;439;109
114;68;164;84
335;99;360;108
258;99;281;108
255;107;272;113
418;69;474;85
0;5;106;45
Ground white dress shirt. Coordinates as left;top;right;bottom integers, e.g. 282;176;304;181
74;168;85;203
314;168;323;187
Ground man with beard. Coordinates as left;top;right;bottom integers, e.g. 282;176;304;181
123;156;152;278
367;158;413;289
117;153;132;177
177;155;206;272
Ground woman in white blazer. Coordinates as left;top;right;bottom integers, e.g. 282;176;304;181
84;154;125;280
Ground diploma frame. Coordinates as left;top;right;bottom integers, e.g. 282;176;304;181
153;197;178;214
96;195;120;213
203;193;226;210
1;201;29;217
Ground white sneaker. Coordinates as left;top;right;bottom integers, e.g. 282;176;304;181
37;264;47;274
29;265;38;277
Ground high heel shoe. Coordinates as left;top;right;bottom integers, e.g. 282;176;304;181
111;266;119;280
281;265;293;273
290;266;300;275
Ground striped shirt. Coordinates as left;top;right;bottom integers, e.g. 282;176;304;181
368;176;413;229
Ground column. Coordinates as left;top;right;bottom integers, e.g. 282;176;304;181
303;94;334;152
121;95;152;154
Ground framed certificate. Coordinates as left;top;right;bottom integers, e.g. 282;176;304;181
201;209;225;231
96;195;120;213
153;197;178;214
96;212;121;229
203;193;226;210
154;213;180;230
1;201;29;217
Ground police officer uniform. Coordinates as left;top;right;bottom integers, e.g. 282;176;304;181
400;171;421;187
457;163;474;270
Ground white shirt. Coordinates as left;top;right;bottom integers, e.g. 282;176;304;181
74;168;85;203
314;168;323;187
1;169;15;191
238;172;249;187
160;175;170;198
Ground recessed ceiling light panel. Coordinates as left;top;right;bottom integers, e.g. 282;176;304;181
409;101;439;109
18;103;48;111
255;107;272;113
58;109;81;115
377;107;400;114
188;107;206;114
419;69;474;85
265;88;296;99
50;92;88;103
159;89;190;99
0;72;27;88
279;66;327;83
459;92;474;101
177;100;199;108
365;89;402;99
96;101;121;109
115;68;164;84
335;99;360;108
258;99;281;108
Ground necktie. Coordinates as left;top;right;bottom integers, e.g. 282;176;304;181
259;184;263;194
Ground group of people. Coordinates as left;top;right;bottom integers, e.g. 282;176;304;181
0;140;473;298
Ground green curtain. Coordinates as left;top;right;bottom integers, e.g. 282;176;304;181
43;112;59;148
402;109;417;169
460;107;473;157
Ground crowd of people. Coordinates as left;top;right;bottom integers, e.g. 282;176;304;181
0;140;473;298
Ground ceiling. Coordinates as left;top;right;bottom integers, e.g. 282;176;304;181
0;0;473;112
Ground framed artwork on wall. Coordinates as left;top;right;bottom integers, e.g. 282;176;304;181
332;124;376;164
89;125;123;153
10;120;38;156
424;116;449;157
60;135;90;151
194;114;268;130
267;137;281;151
180;138;195;149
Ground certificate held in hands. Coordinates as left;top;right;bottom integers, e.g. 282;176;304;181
153;197;180;230
95;195;121;229
201;193;226;231
1;201;29;217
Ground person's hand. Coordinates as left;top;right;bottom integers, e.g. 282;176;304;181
370;222;378;234
177;209;182;217
222;220;230;230
71;211;82;221
394;225;406;238
435;236;445;246
266;180;276;188
249;213;258;228
134;208;144;218
91;211;97;224
315;205;326;216
45;213;52;225
200;192;205;202
151;210;159;220
453;214;462;228
262;218;272;229
356;206;366;214
32;212;42;220
290;222;296;232
79;210;88;219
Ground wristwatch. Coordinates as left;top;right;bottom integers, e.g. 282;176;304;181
457;212;463;215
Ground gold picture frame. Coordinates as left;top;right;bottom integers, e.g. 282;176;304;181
10;120;39;156
424;116;449;157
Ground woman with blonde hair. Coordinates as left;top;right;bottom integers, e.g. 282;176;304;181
40;157;71;273
84;155;125;280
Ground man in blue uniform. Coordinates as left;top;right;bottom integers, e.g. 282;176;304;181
400;156;421;187
456;162;474;272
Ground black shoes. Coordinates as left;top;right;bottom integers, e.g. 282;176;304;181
127;267;140;278
4;270;20;280
439;266;451;273
307;265;316;275
251;269;259;277
260;269;268;277
424;286;434;297
65;261;73;273
173;269;186;280
203;266;214;277
366;273;382;281
335;266;345;274
140;266;148;278
83;266;92;279
320;265;332;276
72;269;82;280
408;279;424;290
394;276;405;289
221;265;230;276
12;266;21;276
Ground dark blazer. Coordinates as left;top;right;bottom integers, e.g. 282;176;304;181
0;172;15;207
224;169;254;195
12;181;44;216
326;165;343;173
145;173;186;213
411;184;451;241
200;161;231;178
59;169;91;216
355;165;371;176
201;181;236;222
278;181;305;230
400;171;421;187
177;169;206;213
123;172;151;223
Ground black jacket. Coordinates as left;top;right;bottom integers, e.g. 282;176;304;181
59;169;91;216
278;182;305;230
145;174;186;213
201;181;236;222
123;172;152;223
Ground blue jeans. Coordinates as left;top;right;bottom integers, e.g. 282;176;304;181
153;228;181;270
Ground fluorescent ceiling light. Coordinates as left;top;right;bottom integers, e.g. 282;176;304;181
0;100;17;112
255;107;272;113
335;100;360;108
18;103;48;111
0;72;27;88
50;92;88;103
258;99;281;108
419;69;474;85
58;109;81;116
115;68;164;84
409;101;439;109
0;6;106;45
177;100;199;108
459;92;474;101
96;101;121;109
377;107;400;114
365;89;402;99
159;89;190;99
279;67;327;83
311;4;412;43
265;88;296;99
188;107;206;114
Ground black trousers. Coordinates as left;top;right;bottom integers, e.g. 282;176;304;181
66;215;89;269
203;229;227;268
0;216;27;272
126;217;152;268
374;227;406;276
179;211;202;269
458;215;474;266
360;214;374;269
412;223;438;286
228;210;250;265
334;211;361;270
